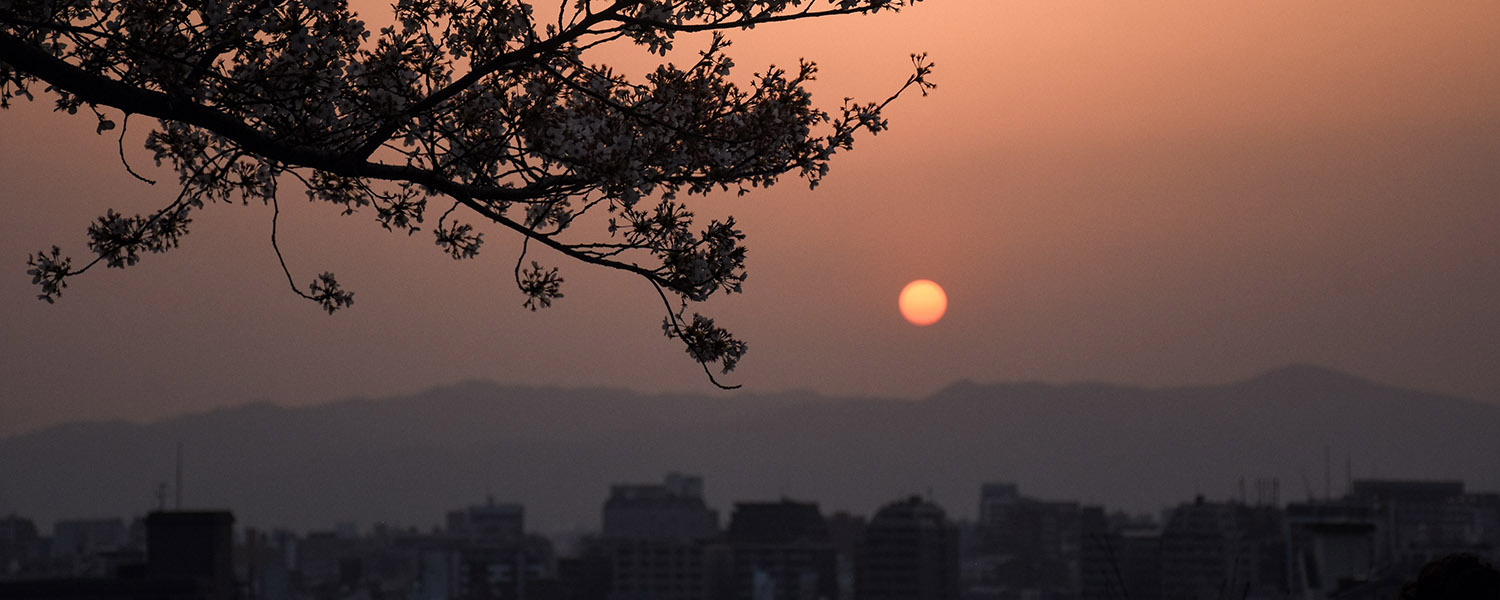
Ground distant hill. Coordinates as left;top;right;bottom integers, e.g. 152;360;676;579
2;365;1497;533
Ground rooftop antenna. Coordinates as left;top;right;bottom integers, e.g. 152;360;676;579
156;482;168;511
175;441;184;510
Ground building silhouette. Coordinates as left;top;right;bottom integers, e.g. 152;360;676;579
1;514;43;577
146;512;236;600
724;500;837;600
52;518;133;577
1157;497;1285;600
1081;522;1162;600
1285;501;1382;597
824;513;866;600
449;499;526;548
0;510;235;600
855;496;958;600
1348;480;1471;561
970;483;1103;599
601;473;721;600
444;499;555;600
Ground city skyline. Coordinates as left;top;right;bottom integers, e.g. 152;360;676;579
7;472;1494;550
4;473;1497;600
3;365;1497;534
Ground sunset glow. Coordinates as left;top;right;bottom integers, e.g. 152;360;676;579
2;0;1499;428
899;280;948;326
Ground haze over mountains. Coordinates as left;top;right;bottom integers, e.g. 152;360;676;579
2;365;1497;533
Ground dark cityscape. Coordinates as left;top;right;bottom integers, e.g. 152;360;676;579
2;473;1498;600
4;365;1500;599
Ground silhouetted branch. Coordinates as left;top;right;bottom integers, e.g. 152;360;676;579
3;0;931;384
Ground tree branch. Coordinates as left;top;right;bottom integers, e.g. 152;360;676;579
0;29;577;203
347;0;638;160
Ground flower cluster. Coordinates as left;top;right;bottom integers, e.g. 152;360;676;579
518;260;563;310
666;312;747;374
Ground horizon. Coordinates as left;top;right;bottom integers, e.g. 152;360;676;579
4;361;1498;534
1;361;1479;439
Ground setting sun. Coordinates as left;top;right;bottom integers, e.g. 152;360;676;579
898;280;948;326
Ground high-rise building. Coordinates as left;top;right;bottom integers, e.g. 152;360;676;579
451;537;555;600
146;511;236;600
440;499;555;600
1080;523;1162;600
725;500;838;600
604;473;719;543
449;497;527;548
0;510;235;600
972;482;1102;598
855;496;959;600
1348;479;1469;562
1285;501;1382;598
1157;498;1285;600
977;484;1021;532
0;514;42;576
825;512;866;600
602;473;721;600
52;517;130;575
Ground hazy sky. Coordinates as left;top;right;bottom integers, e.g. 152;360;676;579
2;1;1498;437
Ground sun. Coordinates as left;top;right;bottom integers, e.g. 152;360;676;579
898;280;948;326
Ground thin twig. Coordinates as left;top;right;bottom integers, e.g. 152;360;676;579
651;280;740;390
116;114;157;185
513;234;530;289
270;193;316;302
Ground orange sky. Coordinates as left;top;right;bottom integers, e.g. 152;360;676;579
2;0;1498;435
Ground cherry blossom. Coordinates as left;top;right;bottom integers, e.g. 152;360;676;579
0;0;934;387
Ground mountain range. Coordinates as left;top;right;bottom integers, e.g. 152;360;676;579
2;364;1497;533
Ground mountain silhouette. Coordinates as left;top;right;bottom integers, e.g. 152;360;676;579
1;366;1496;533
